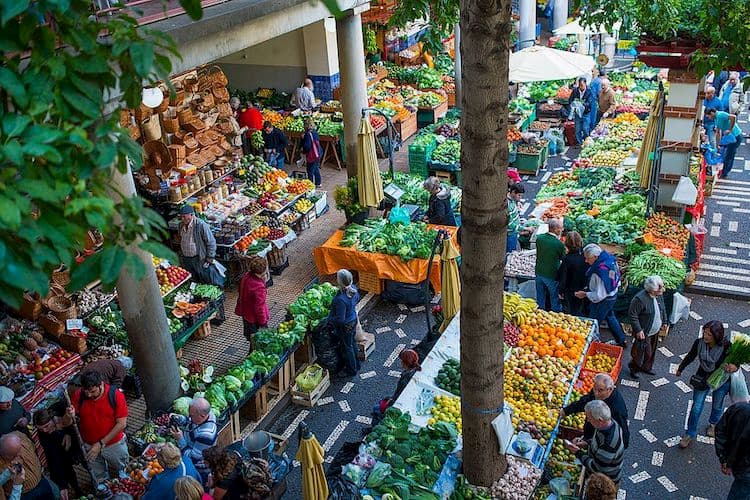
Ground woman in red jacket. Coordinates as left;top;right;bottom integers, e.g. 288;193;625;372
235;256;270;354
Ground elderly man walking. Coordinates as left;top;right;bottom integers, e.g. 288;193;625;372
565;400;625;486
170;397;218;485
561;373;630;448
628;275;668;379
576;244;626;347
535;218;565;312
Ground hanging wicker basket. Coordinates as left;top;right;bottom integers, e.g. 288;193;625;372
47;295;78;321
51;267;70;288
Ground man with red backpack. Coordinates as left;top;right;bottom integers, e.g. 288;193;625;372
65;371;129;491
301;119;323;188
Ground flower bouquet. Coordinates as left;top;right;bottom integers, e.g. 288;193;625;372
708;332;750;389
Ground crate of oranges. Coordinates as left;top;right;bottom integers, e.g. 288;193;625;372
580;341;623;382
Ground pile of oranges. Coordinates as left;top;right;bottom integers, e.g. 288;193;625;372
249;226;270;240
516;310;591;362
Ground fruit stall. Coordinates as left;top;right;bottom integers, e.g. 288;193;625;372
327;293;614;498
312;220;459;295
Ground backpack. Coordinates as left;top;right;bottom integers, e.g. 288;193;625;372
239;457;272;499
79;385;118;412
305;132;321;163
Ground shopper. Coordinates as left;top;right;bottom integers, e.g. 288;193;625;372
703;86;723;148
576;244;626;347
235;256;270;355
261;121;288;171
291;78;316;112
203;446;246;499
565;400;625;485
423;177;457;227
142;443;201;500
66;371;129;488
561;373;630;449
569;77;594;144
328;269;361;377
0;432;57;499
719;71;744;114
237;102;263;141
589;69;604;130
627;275;667;379
33;408;83;499
584;472;618;500
77;357;130;388
170;397;218;484
556;231;587;316
677;320;737;449
0;387;29;436
178;205;224;324
535;218;565;312
174;475;213;500
705;108;744;178
597;78;617;123
301;119;322;188
715;399;750;500
506;183;525;253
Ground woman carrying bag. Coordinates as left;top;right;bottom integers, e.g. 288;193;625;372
676;320;738;448
301;119;322;188
234;256;269;355
328;270;360;377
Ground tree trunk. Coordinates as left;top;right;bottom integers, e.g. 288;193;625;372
459;0;511;487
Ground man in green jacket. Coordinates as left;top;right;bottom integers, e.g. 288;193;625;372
535;218;565;311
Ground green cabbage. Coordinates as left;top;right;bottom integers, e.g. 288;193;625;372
173;397;192;416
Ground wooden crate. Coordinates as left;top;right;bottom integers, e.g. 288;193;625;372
268;355;296;395
357;337;375;361
447;92;456;107
395;112;417;141
294;336;317;371
291;368;331;407
358;271;383;295
216;417;236;448
240;383;268;422
192;321;212;340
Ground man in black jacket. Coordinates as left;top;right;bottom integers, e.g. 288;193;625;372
569;77;594;145
561;373;630;448
715;399;750;500
262;121;288;170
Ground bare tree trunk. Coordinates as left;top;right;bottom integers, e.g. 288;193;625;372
459;0;511;486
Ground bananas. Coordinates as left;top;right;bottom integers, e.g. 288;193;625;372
503;292;537;326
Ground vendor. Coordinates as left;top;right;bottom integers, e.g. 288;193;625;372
597;78;616;123
506;183;525;254
261;120;288;171
705;107;743;178
0;387;29;436
75;357;131;389
328;269;360;377
291;78;317;112
393;349;421;401
422;177;457;226
238;102;263;152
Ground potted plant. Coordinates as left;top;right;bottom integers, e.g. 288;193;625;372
334;178;367;224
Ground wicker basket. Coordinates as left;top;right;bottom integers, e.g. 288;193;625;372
212;84;229;103
187;151;207;167
168;144;186;163
183;132;199;153
178;108;193;126
119;110;132;127
18;292;42;321
215;121;234;135
184;118;206;133
196;131;216;148
169;89;185;106
156;90;170;113
59;332;87;354
217;102;232;119
39;313;65;337
133;104;152;121
199;65;228;90
129;124;141;141
51;268;70;288
162;113;179;133
208;144;224;157
46;293;77;319
184;76;199;93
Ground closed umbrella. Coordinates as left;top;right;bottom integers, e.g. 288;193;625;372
357;116;384;208
440;237;461;332
296;425;328;500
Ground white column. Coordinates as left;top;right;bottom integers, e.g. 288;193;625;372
454;23;462;108
303;19;341;101
553;0;568;31
519;0;536;49
336;11;368;178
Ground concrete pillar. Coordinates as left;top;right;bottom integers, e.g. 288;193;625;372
454;23;462;108
519;0;536;49
110;165;181;414
552;0;568;31
336;11;368;178
303;19;340;101
577;34;587;55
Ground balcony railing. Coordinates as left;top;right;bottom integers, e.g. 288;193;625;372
93;0;230;26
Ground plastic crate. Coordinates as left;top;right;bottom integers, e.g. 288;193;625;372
514;151;542;174
429;159;460;172
358;271;383;295
581;341;623;382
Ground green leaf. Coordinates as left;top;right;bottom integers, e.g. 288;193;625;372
99;246;127;284
178;0;204;20
23;124;63;144
0;67;28;107
69;251;103;291
0;196;21;229
2;114;31;138
129;42;154;77
17;179;63;203
138;240;178;263
1;0;30;26
61;84;100;119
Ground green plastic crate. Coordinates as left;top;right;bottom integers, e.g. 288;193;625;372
515;150;543;174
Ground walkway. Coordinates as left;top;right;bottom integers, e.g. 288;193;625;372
691;105;750;299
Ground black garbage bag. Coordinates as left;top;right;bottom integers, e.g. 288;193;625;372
326;441;362;477
327;476;361;500
381;280;430;306
311;323;342;373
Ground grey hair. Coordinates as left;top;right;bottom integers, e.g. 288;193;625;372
643;275;664;293
229;96;240;108
191;397;211;416
585;399;612;422
600;78;610;87
423;176;441;192
729;71;740;80
593;373;615;389
336;269;357;298
548;218;562;231
583;243;602;259
705;85;715;93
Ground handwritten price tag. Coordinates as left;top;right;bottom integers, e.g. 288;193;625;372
66;319;83;331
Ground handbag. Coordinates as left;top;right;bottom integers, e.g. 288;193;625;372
689;373;710;391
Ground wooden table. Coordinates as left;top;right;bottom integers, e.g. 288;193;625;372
284;131;343;170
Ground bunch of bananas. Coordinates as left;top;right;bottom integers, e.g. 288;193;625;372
503;292;537;326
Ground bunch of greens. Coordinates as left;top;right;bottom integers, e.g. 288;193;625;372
247;351;281;375
192;284;223;301
288;283;338;330
623;241;656;259
568;214;640;245
416;68;444;89
431;140;461;165
87;306;129;346
626;249;687;289
433;54;455;76
576;167;616;188
535;180;579;202
708;333;750;389
509;97;534;114
253;326;305;356
417;93;443;108
365;408;456;498
340;219;437;261
595;194;647;229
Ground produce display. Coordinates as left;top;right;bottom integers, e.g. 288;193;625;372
585;352;617;373
505;251;535;277
434;358;461;395
287;283;338;330
490;455;542;500
645;212;690;261
429;394;462;432
431;140;460;165
253;324;306;356
339;219;437;261
626;249;687;289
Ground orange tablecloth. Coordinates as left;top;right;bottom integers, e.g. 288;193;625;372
313;225;458;292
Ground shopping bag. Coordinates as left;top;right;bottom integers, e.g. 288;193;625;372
730;370;749;403
294;364;324;392
388;206;411;225
669;292;690;324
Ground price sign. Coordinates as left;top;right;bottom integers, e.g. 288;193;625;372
159;260;171;269
190;282;197;291
66;319;83;331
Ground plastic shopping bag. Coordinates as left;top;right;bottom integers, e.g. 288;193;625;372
669;292;690;324
295;364;324;392
730;370;749;403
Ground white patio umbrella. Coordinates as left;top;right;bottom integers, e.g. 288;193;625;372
553;18;621;35
509;46;596;83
